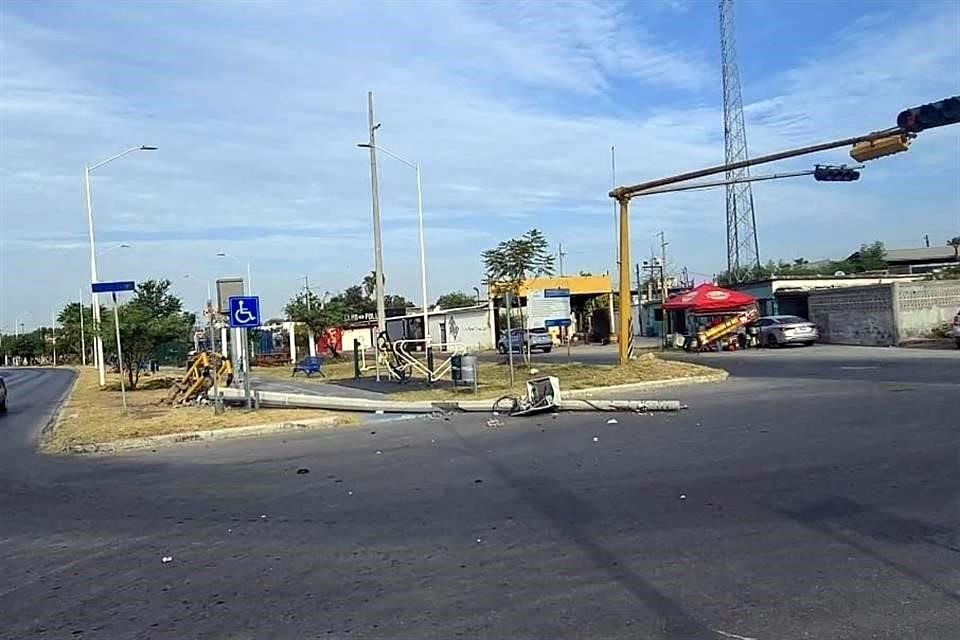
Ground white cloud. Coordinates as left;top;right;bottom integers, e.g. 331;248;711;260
1;0;958;327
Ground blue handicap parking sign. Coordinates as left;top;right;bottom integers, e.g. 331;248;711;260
228;296;261;328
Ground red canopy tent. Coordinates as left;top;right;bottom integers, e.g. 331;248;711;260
663;283;757;313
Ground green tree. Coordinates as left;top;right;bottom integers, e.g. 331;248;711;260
435;291;477;308
100;279;194;389
948;236;960;261
851;241;887;271
482;228;555;292
56;302;101;363
285;290;347;335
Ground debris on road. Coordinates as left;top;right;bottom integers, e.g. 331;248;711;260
161;556;173;563
593;436;599;443
606;418;618;424
680;494;687;500
296;468;310;474
375;450;382;455
486;418;502;429
259;514;268;519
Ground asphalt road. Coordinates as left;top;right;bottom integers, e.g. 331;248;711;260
1;349;958;639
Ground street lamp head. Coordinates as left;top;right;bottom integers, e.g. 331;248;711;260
357;143;372;149
119;243;132;248
216;251;227;257
140;145;158;151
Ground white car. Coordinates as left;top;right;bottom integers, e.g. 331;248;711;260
754;315;819;347
953;309;960;349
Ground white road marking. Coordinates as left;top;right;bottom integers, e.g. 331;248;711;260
839;366;879;370
713;630;759;640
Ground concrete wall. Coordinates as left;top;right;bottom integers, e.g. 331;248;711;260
808;284;897;346
431;308;492;351
893;281;960;341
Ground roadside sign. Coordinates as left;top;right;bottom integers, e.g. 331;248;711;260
92;280;135;294
529;288;571;328
228;296;261;328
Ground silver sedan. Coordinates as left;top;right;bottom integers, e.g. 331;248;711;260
754;315;819;347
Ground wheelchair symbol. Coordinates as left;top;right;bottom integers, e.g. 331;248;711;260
233;300;256;325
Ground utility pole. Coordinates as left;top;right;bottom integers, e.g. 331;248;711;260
366;91;386;348
303;275;311;311
658;231;670;345
558;242;567;276
51;309;57;366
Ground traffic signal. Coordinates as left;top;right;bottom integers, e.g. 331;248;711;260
897;96;960;133
814;165;860;182
850;134;911;162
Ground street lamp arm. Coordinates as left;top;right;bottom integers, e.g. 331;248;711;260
88;145;156;172
357;143;417;170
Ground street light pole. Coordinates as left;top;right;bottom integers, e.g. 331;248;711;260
78;289;87;367
357;142;431;351
84;145;156;385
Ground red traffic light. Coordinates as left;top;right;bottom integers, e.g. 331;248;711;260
897;96;960;133
814;165;860;182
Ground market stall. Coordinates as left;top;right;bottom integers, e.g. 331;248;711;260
663;283;759;351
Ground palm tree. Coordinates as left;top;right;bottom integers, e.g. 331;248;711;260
362;270;383;299
948;236;960;261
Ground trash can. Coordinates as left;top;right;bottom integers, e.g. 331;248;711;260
451;354;478;387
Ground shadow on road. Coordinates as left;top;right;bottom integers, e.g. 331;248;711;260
444;424;717;639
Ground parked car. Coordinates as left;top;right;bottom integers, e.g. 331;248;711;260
0;376;6;413
497;327;553;354
953;309;960;349
753;315;819;347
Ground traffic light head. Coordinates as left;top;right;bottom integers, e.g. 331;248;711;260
814;165;860;182
850;134;911;162
897;96;960;133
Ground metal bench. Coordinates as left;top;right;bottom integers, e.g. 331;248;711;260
292;356;325;377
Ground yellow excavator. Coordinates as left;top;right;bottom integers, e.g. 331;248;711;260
162;351;234;405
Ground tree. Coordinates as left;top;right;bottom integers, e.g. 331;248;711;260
851;241;887;271
56;302;101;363
435;291;476;309
285;290;346;335
948;236;960;261
100;279;194;389
482;228;555;292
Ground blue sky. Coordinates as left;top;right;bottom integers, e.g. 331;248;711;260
1;0;958;328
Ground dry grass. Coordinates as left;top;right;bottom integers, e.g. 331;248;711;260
44;367;354;451
391;353;721;401
254;352;722;402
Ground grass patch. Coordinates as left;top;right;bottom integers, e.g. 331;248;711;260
255;352;723;402
44;367;355;451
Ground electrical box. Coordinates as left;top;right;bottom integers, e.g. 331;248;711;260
524;376;561;411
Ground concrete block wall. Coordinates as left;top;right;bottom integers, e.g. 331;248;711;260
808;284;896;346
893;281;960;341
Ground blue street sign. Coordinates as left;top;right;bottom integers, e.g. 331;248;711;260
544;288;571;298
545;318;572;327
228;296;261;328
92;280;136;294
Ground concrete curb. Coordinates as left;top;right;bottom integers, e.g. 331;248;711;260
64;415;351;454
564;371;728;398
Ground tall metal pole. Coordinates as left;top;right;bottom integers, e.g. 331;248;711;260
659;231;670;346
78;289;87;366
51;309;57;366
85;166;106;385
505;291;515;387
112;293;127;413
415;163;430;352
367;92;386;368
617;198;632;365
